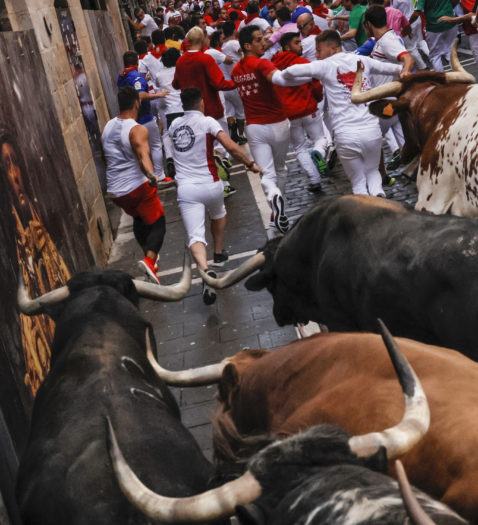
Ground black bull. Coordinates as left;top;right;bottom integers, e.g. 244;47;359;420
15;269;225;525
202;194;478;358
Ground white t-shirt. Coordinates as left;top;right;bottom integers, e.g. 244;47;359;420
371;30;408;86
301;34;318;62
238;17;271;33
390;0;414;18
139;52;164;81
274;52;402;136
205;47;227;65
165;9;182;25
170;110;224;184
102;118;147;197
221;39;242;80
137;14;159;37
154;65;183;115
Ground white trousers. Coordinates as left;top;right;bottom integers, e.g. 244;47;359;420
379;115;405;150
404;19;427;70
246;119;290;205
144;117;163;178
224;89;246;120
177;181;226;247
335;130;383;196
469;33;478;65
425;26;458;72
290;112;328;185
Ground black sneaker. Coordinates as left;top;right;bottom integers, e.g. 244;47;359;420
307;183;324;194
166;157;176;178
325;145;337;170
223;185;237;198
386;149;401;171
212;250;229;267
202;270;217;305
272;194;289;234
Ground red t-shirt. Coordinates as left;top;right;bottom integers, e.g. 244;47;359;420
204;13;215;25
232;56;286;125
172;50;235;119
271;51;323;120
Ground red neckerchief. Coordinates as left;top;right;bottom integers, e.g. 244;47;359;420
244;13;259;24
151;44;168;59
312;5;328;18
139;53;147;60
307;26;322;36
121;65;138;77
214;45;223;51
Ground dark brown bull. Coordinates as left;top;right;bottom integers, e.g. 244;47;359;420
147;330;478;521
351;40;478;216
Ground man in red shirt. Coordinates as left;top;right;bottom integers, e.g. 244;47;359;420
272;32;327;194
172;26;235;123
232;25;291;233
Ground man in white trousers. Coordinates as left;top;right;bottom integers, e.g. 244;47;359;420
272;30;406;197
232;25;292;233
169;87;261;305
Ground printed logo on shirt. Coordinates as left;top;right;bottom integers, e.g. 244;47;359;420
237;82;260;97
172;125;195;152
134;80;142;91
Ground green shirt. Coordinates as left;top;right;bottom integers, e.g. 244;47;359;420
348;4;368;47
416;0;455;32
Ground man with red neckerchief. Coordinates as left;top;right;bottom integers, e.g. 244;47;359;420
310;0;332;31
272;31;327;194
227;0;247;21
296;12;322;61
238;0;271;32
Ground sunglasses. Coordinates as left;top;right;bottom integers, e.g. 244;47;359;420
297;19;312;30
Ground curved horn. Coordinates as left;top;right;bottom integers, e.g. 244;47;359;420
17;271;70;315
445;39;475;84
145;328;227;386
106;417;262;522
348;319;430;459
133;250;192;301
198;252;265;290
351;60;402;104
395;460;436;525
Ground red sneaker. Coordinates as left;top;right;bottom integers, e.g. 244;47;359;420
138;257;161;284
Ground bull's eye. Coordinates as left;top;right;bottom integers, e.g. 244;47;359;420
121;356;146;377
130;387;164;403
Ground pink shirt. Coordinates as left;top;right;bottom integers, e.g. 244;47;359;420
268;21;299;44
386;6;409;35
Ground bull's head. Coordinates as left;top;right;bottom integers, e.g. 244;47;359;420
351;40;475;165
106;321;431;522
17;251;193;316
198;231;318;326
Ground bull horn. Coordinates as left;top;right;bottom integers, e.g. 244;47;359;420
351;60;402;104
17;271;70;315
445;39;475;84
106;417;262;522
395;460;436;525
348;319;430;459
145;328;227;386
198;252;266;290
133;250;192;301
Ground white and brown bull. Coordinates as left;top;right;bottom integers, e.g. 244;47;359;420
351;41;478;217
140;328;478;521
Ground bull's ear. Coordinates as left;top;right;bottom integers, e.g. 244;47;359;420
369;100;398;119
235;503;266;525
364;445;388;474
218;363;239;406
245;271;268;291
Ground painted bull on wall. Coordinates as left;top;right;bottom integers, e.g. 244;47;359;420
146;325;478;521
107;323;465;523
351;40;477;217
15;257;225;525
201;194;478;359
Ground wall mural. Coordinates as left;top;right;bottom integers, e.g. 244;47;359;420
0;30;93;458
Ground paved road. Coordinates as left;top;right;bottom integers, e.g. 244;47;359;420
107;46;477;461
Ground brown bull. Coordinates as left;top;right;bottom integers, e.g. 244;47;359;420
351;41;478;217
148;331;478;521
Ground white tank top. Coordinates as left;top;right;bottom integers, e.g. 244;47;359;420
101;117;148;197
